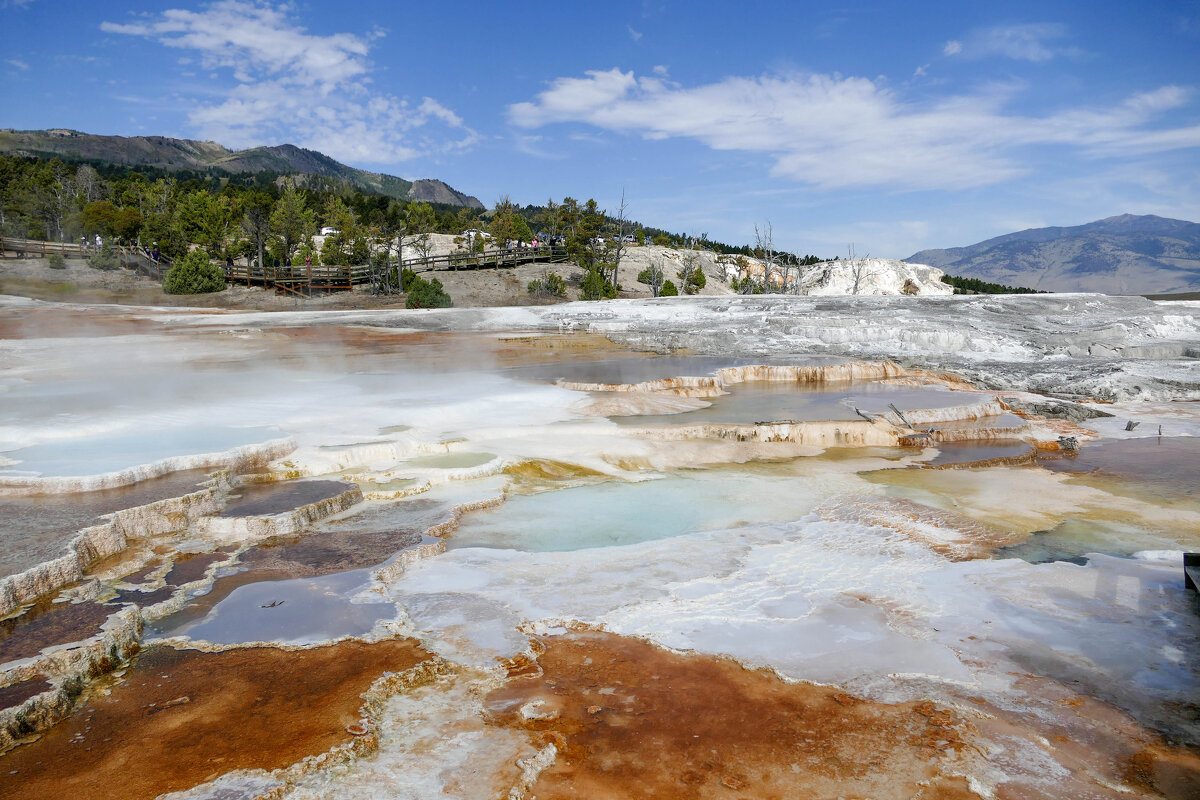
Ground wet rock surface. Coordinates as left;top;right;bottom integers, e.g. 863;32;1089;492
0;676;51;710
109;585;177;608
924;440;1036;467
0;469;212;578
1041;436;1200;504
0;600;113;664
217;480;356;517
0;638;429;800
161;550;233;586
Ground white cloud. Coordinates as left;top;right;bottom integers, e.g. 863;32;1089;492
101;1;476;164
5;58;29;70
627;25;643;42
507;68;1200;192
949;23;1078;62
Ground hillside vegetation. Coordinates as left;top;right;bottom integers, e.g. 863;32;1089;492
0;128;482;208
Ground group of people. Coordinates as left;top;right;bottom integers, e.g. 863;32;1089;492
80;234;165;270
502;235;565;250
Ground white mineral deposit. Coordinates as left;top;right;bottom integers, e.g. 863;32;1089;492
1;291;1197;799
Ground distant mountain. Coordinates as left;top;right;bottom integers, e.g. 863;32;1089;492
908;214;1200;294
0;128;483;209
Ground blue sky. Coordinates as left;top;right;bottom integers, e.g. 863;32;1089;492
3;0;1200;257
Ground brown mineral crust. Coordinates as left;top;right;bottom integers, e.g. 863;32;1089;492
0;308;158;339
970;677;1200;800
1123;746;1200;800
0;638;429;800
276;326;632;367
484;631;979;800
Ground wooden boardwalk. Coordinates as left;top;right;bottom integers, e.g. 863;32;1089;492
1;237;172;278
0;236;91;259
1;236;569;296
225;262;371;296
117;246;172;279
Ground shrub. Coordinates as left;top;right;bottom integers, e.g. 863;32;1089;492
88;244;119;271
405;275;452;308
527;271;566;298
162;249;227;294
660;279;679;296
580;268;617;300
47;253;66;269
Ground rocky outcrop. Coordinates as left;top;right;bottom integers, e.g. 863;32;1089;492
721;256;953;296
406;179;484;209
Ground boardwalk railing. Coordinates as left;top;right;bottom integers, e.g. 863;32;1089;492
229;245;569;295
402;244;569;273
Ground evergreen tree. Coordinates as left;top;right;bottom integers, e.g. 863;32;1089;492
269;183;315;260
580;267;617;300
175;189;236;256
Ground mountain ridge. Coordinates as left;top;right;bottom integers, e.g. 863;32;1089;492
0;128;484;209
908;214;1200;294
